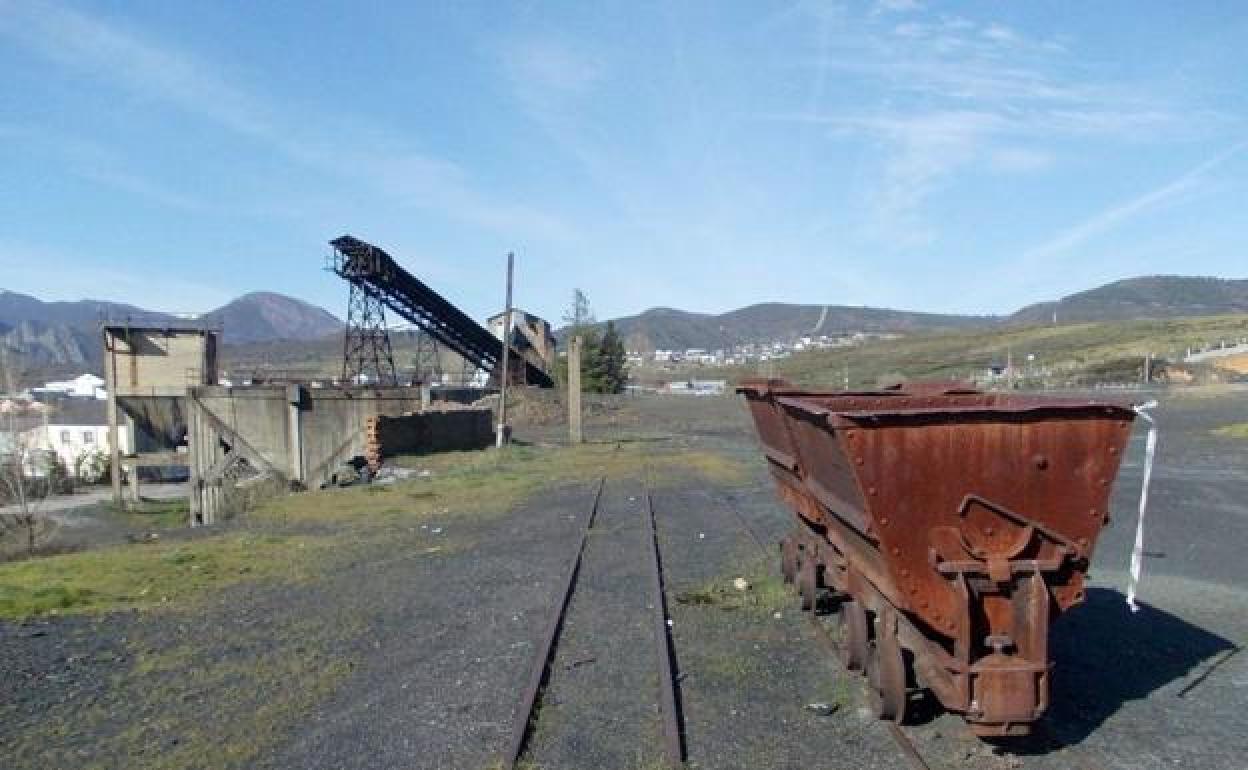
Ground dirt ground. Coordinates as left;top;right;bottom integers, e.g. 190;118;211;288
1;388;1245;769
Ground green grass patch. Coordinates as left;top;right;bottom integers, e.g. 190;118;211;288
702;313;1248;388
674;556;790;615
0;532;329;620
111;497;191;529
0;442;746;621
1212;422;1248;439
257;441;746;526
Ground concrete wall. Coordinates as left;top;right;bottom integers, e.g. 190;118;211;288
190;385;425;483
186;384;507;524
296;387;425;481
104;327;217;393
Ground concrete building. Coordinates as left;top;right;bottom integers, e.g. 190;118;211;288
102;321;219;505
664;379;727;396
31;373;107;401
185;384;491;524
487;308;557;382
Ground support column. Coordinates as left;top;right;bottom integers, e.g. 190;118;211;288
188;397;201;526
104;330;123;506
127;461;141;504
287;385;305;485
568;336;583;445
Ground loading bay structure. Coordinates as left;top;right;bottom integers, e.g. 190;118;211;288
102;320;219;506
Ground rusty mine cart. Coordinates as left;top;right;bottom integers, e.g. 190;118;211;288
739;379;1138;736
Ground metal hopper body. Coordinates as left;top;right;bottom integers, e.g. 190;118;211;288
739;379;1136;735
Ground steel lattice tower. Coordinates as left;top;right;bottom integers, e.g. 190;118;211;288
412;329;443;385
341;283;397;385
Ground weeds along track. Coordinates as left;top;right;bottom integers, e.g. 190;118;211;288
501;477;685;769
716;491;933;770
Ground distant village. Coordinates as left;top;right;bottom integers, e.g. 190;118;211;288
630;331;901;369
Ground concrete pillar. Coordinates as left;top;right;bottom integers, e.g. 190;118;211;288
127;461;141;504
568;336;583;445
420;382;432;411
187;399;201;526
286;385;305;484
104;331;122;506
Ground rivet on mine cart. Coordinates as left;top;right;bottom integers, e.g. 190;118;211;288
738;378;1137;737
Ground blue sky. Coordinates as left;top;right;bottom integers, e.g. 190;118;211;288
1;1;1245;325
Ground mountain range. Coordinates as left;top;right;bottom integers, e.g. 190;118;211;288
0;290;341;384
2;275;1246;385
590;276;1248;351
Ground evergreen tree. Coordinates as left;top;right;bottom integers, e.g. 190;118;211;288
597;320;628;394
559;289;600;389
557;290;628;393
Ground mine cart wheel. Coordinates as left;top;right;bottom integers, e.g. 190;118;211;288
798;557;819;611
839;600;869;672
866;610;908;723
781;537;798;584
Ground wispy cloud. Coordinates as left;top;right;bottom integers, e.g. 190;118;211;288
986;147;1054;173
762;5;1212;248
0;0;573;241
501;39;605;100
874;0;922;14
1020;140;1248;263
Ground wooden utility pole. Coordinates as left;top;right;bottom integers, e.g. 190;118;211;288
568;336;583;444
496;252;514;448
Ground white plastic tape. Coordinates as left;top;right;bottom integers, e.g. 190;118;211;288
1126;400;1159;613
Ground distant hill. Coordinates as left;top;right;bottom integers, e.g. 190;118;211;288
583;303;992;352
0;289;341;386
576;276;1248;352
203;292;341;344
0;290;162;330
5;274;1247;386
1010;276;1248;324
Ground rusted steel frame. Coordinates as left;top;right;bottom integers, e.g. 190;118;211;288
502;477;606;770
643;488;686;768
777;474;901;609
789;482;976;714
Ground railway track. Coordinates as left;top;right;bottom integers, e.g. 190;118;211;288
501;474;933;769
717;491;934;770
500;477;685;769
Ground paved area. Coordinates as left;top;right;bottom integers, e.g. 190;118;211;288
1;391;1245;769
0;482;186;517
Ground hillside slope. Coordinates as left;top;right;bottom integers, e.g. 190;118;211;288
600;302;990;351
730;314;1248;389
1011;276;1248;324
203;292;341;344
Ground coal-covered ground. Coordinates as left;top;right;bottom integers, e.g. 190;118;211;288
2;388;1246;769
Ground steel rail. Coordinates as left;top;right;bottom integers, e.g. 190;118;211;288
803;614;931;770
714;489;931;770
642;486;686;767
501;477;606;770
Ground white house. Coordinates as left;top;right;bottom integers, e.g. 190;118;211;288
21;400;130;477
32;373;107;400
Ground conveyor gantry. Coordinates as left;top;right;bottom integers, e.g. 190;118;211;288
329;235;554;387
